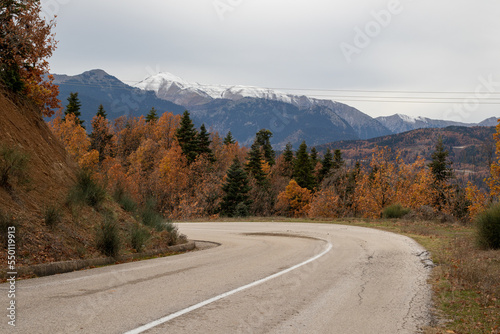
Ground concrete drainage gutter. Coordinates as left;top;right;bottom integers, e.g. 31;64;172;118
1;240;196;280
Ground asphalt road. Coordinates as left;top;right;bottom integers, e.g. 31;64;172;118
0;222;433;333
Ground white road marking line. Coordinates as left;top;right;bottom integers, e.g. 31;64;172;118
124;241;333;334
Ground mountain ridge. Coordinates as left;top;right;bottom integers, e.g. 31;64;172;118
51;69;498;148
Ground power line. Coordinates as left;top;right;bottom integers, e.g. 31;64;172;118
54;81;500;104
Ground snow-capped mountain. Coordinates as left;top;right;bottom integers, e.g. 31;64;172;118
52;69;497;149
376;114;473;133
135;72;391;140
135;72;329;108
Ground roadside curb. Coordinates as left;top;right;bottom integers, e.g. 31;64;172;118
1;241;196;280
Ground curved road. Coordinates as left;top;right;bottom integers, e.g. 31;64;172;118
1;222;432;333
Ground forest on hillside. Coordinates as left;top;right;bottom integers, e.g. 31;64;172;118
48;94;500;223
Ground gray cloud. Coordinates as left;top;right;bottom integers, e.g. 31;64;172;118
42;0;500;123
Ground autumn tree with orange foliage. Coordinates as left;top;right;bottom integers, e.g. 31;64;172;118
89;111;114;164
275;179;312;217
352;147;435;218
49;111;98;170
0;0;60;115
465;118;500;219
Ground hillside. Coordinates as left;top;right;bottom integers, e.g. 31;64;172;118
0;90;79;265
320;126;496;171
0;90;182;269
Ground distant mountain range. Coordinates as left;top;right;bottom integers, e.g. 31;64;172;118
52;69;498;148
376;114;498;134
319;126;496;175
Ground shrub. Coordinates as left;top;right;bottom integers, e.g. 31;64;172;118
130;224;150;252
43;205;61;228
383;203;411;219
475;203;500;250
68;170;106;208
141;198;165;231
96;215;120;257
164;221;180;246
113;185;137;213
0;144;30;189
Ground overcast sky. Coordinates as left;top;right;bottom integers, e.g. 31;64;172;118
40;0;500;123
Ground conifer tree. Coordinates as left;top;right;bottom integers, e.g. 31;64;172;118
293;141;316;190
283;142;294;164
221;158;252;217
145;107;159;123
332;149;344;170
319;148;333;182
310;147;319;167
246;141;266;184
63;92;84;128
198;123;215;162
176;110;199;164
224;131;235;145
255;129;275;166
429;137;453;183
429;137;454;211
96;104;107;118
281;142;295;177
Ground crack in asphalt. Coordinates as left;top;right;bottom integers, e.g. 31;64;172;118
357;243;375;306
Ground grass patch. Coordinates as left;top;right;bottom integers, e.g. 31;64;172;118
68;170;107;208
130;223;150;252
0;143;30;189
113;185;137;213
43;205;61;228
140;198;165;231
95;214;120;258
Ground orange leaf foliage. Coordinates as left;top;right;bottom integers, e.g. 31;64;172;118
1;1;60;115
276;179;312;217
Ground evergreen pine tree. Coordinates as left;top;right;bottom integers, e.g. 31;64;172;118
145;107;159;123
319;148;333;182
283;142;294;164
332;149;344;170
63;92;84;127
176;110;199;164
223;131;236;145
197;124;215;162
429;137;453;182
281;142;295;177
293;141;316;190
310;147;319;167
255;129;275;166
429;137;454;211
246;141;266;185
96;104;107;118
220;158;252;217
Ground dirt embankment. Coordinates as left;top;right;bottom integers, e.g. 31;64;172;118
0;91;188;270
0;90;81;266
0;91;77;212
